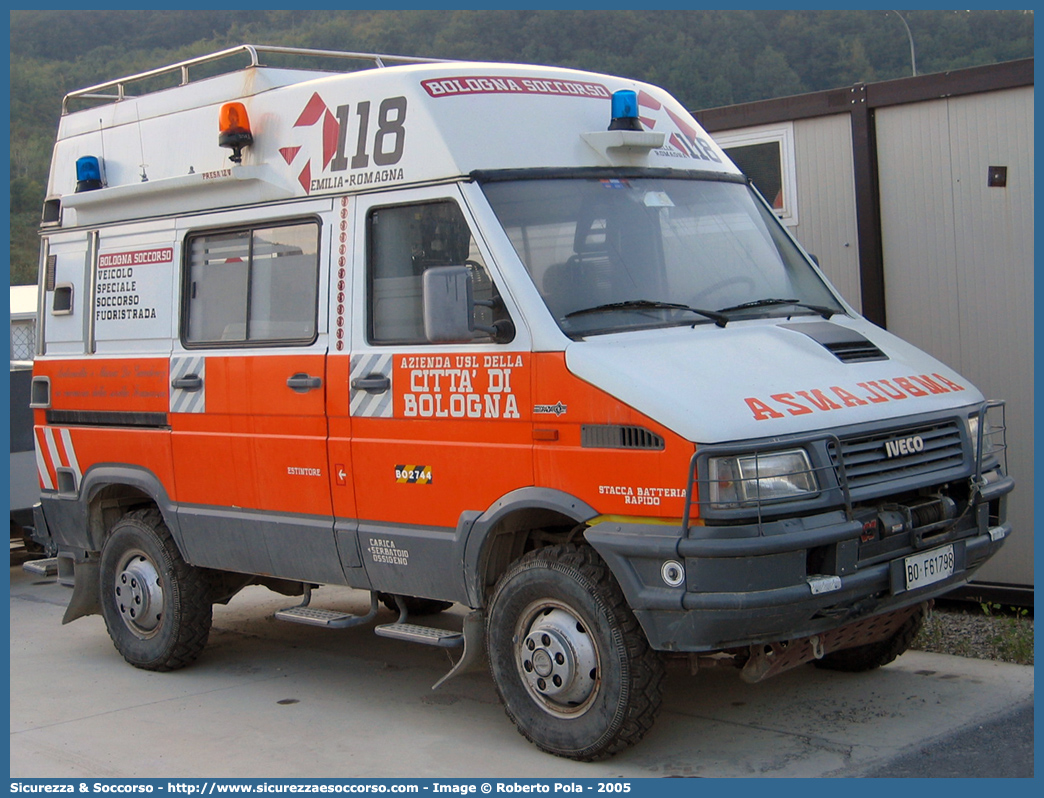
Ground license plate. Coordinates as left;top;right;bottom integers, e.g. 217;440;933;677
904;544;955;591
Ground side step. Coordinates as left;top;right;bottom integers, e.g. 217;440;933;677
274;588;379;629
22;558;59;577
275;606;366;628
375;610;486;690
273;588;485;690
374;622;463;648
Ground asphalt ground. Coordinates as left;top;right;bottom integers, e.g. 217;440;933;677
863;700;1034;777
8;562;1034;779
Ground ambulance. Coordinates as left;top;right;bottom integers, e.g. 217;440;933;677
30;45;1013;760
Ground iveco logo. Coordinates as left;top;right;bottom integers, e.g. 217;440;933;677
884;435;925;459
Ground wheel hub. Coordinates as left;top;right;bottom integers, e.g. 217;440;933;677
531;648;554;678
113;551;163;637
517;606;598;714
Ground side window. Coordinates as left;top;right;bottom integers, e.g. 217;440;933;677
368;200;507;344
183;221;320;346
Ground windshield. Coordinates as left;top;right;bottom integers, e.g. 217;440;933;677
481;175;844;337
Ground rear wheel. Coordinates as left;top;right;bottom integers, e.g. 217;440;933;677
99;508;214;671
813;604;927;672
486;544;664;761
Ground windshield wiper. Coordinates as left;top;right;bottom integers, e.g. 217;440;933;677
715;298;836;319
565;300;728;327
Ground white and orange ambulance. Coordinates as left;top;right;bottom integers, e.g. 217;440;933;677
31;45;1013;760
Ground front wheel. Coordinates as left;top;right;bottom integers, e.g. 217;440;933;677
99;508;215;671
486;544;664;761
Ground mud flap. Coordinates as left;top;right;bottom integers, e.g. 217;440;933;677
62;556;101;624
433;609;486;690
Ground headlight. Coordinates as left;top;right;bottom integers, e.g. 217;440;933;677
967;415;981;462
707;449;818;509
968;412;1001;465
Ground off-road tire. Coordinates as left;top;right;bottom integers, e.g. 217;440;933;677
99;508;214;671
486;544;664;761
378;593;454;617
813;604;927;672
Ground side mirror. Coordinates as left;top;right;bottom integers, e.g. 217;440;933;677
423;266;475;343
423;265;515;344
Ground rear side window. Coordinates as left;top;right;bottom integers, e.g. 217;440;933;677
183;221;320;346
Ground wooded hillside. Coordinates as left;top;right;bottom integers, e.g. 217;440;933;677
9;9;1034;284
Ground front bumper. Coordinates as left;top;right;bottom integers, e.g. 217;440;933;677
584;473;1013;653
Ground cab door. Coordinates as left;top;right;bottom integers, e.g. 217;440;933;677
348;186;532;601
169;201;344;584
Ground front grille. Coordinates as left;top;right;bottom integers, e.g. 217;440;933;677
829;420;965;491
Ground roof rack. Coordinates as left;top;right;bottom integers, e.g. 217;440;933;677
61;44;449;114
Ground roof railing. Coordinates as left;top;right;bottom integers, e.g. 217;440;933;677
62;44;450;114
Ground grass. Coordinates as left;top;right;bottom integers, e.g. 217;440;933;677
912;601;1034;665
981;603;1035;664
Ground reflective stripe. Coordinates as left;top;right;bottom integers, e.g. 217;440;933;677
36;427;83;490
35;429;54;490
42;428;62;484
350;353;393;417
170;355;206;413
59;427;82;483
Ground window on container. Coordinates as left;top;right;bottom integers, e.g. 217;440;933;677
184;221;320;346
715;123;798;226
10;319;36;361
729;142;784;209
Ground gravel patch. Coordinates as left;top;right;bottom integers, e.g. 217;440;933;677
912;602;1034;665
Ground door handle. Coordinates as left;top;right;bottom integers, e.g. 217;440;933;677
171;374;203;392
351;373;390;394
287;373;323;393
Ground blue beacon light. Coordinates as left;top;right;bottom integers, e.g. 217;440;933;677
608;89;644;131
75;156;103;192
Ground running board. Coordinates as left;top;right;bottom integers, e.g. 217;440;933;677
373;611;486;691
374;622;463;647
22;558;59;577
274;588;379;629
